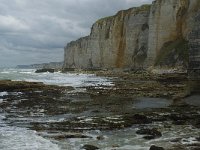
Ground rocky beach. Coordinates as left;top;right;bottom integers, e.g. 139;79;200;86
0;69;200;150
0;0;200;149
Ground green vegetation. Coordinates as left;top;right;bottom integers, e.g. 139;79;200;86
155;38;189;67
135;4;151;12
95;4;151;24
95;16;113;24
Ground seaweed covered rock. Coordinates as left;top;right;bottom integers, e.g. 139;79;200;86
35;68;54;73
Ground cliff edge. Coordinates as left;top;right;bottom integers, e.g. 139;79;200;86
63;0;200;71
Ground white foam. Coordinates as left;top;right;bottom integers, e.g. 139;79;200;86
181;137;199;145
0;92;8;96
1;71;10;74
25;72;113;87
0;68;114;88
0;114;60;150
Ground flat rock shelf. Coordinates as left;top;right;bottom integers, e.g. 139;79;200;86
0;74;199;150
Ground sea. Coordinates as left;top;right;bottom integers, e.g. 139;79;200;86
0;68;200;150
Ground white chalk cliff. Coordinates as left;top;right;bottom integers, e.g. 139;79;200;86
63;0;200;70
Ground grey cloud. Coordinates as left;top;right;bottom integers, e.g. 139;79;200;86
0;0;153;67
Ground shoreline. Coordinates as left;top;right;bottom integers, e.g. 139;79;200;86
61;68;190;100
0;70;200;150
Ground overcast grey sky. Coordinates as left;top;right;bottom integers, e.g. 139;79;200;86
0;0;153;67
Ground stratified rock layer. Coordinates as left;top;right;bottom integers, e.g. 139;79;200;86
188;10;200;93
63;0;200;70
64;5;150;70
188;11;200;79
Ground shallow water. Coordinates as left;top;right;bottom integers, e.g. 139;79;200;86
0;68;200;150
184;95;200;106
0;114;60;150
0;68;114;150
133;97;172;109
0;68;113;87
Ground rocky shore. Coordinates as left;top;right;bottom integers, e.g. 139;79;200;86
0;71;200;150
64;70;190;99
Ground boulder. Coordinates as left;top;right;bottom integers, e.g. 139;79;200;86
82;145;99;150
149;145;165;150
35;68;54;73
136;128;162;139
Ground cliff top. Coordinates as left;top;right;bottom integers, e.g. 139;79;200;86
66;4;151;48
95;4;151;24
66;36;90;48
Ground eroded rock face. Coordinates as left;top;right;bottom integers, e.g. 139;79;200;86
188;10;200;92
63;0;200;70
146;0;189;65
64;5;150;70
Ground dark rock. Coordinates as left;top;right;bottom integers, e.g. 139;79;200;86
136;128;162;139
96;135;104;140
53;134;91;140
169;114;190;125
149;145;165;150
164;125;171;128
169;144;186;150
196;137;200;141
193;119;200;128
169;114;190;121
62;68;75;72
170;138;182;143
186;143;200;150
35;68;54;73
123;114;152;127
112;144;120;148
143;135;156;140
172;120;186;125
82;144;99;150
133;114;152;123
85;68;102;71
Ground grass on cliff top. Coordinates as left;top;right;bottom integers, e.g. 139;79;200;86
95;4;151;24
135;4;151;12
155;38;189;66
96;16;113;24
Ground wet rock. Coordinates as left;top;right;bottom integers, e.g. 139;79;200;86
1;72;200;149
144;135;157;140
96;135;104;140
82;144;99;150
135;115;152;124
172;120;186;125
151;114;168;122
186;143;200;150
53;134;91;140
123;114;152;127
112;144;120;148
169;114;190;121
149;145;165;150
35;68;54;73
196;137;200;141
164;125;171;128
169;114;190;125
62;68;75;72
136;128;162;139
168;144;187;150
193;119;200;128
170;138;182;143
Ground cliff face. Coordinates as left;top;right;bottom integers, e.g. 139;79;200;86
188;10;200;92
147;0;199;67
64;5;150;69
188;10;200;78
63;0;200;70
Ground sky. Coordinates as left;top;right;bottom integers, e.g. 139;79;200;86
0;0;153;67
